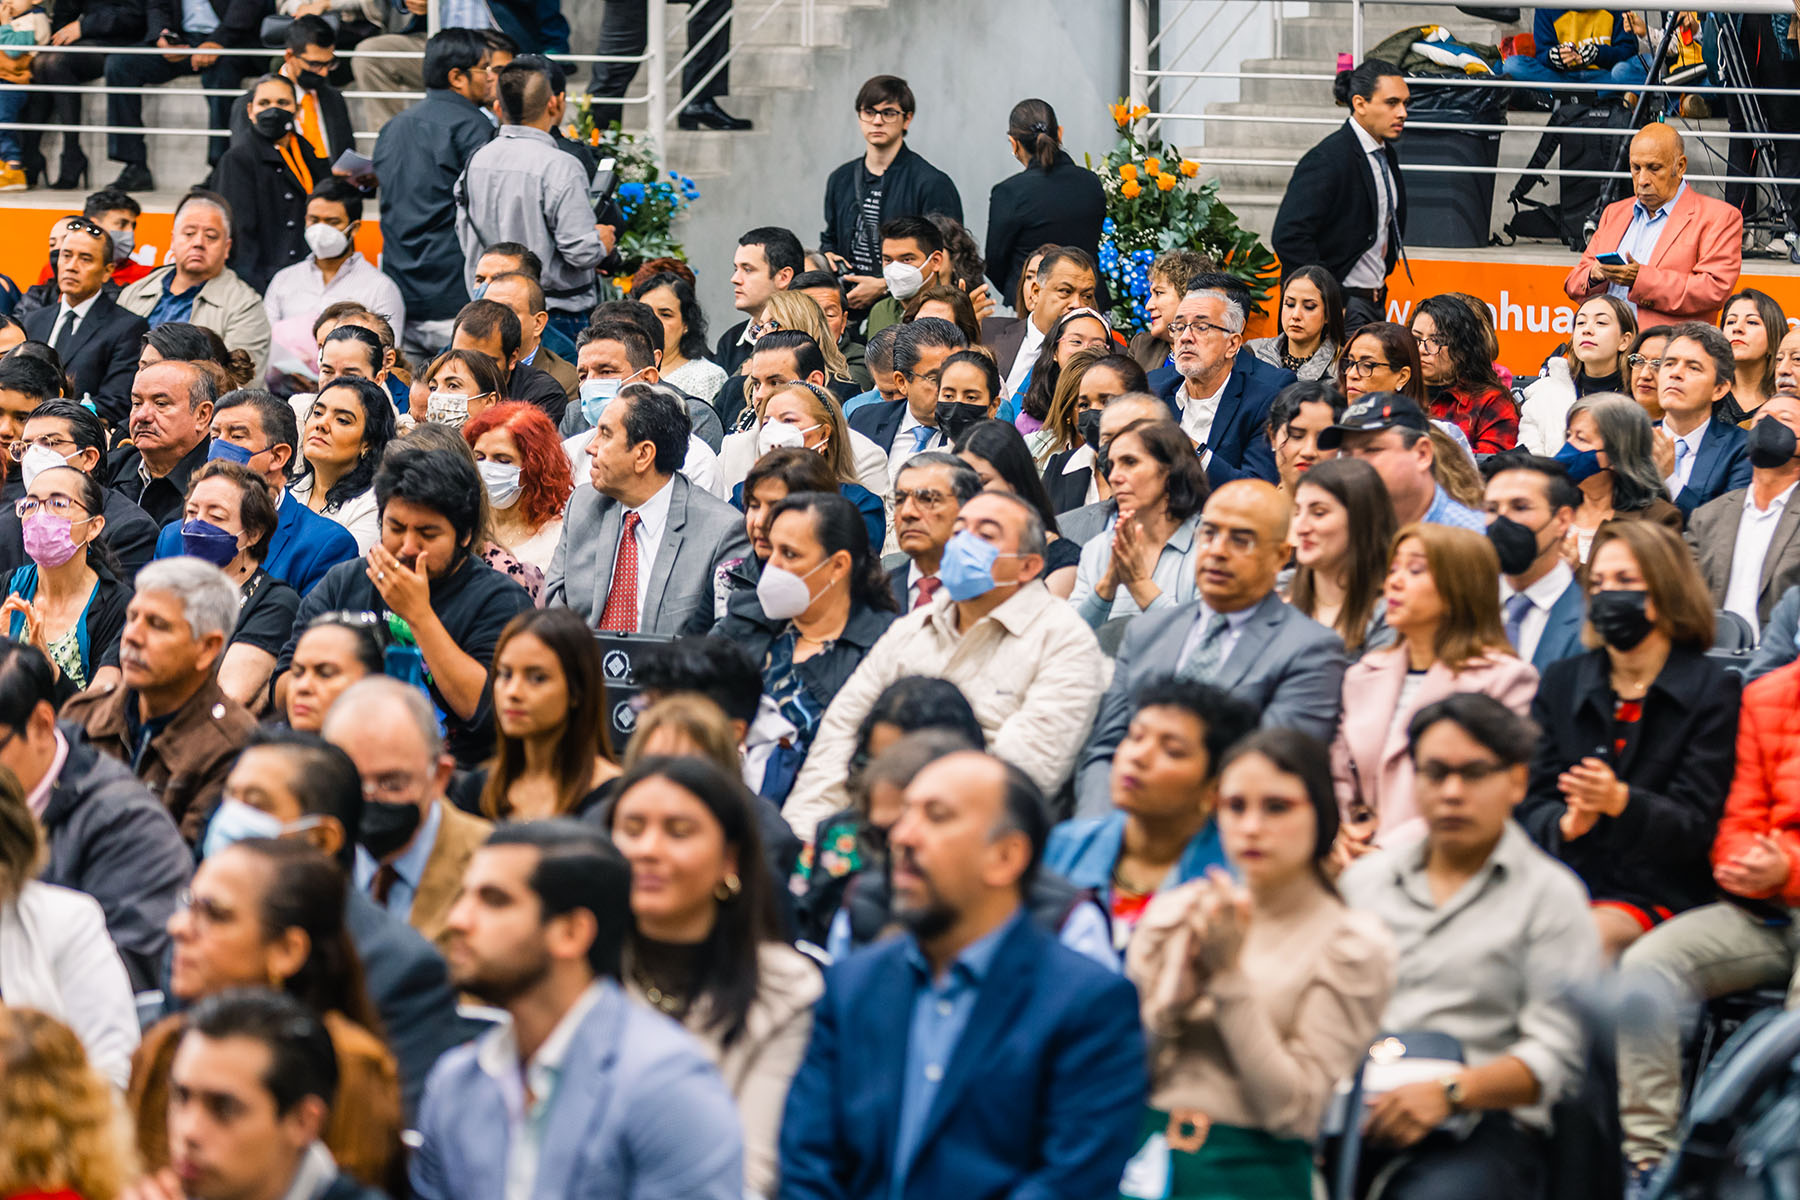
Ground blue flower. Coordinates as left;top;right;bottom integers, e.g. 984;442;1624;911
618;181;646;202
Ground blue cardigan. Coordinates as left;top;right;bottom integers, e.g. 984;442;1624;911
1042;810;1228;909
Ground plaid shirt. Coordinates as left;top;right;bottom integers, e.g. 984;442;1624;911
1431;384;1520;455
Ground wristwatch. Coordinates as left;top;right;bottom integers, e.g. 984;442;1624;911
1439;1074;1467;1114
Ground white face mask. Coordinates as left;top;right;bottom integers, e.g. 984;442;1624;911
883;261;927;301
427;390;470;428
755;554;837;621
479;459;522;509
756;419;817;457
20;443;76;489
304;222;351;260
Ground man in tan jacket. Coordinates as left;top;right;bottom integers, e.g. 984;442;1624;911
116;191;272;381
323;677;491;949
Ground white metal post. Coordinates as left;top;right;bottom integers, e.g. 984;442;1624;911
1129;0;1150;107
427;0;440;38
647;0;668;156
1350;0;1363;62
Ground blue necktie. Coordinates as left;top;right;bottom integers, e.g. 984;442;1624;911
1504;592;1534;650
910;425;935;454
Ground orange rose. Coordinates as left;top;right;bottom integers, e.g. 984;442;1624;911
1157;172;1177;191
1121;180;1142;199
1180;159;1200;177
1144;156;1162;175
1119;163;1138;182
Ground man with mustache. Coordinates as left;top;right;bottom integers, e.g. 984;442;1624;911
102;359;216;527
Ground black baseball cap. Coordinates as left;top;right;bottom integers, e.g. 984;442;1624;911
1317;392;1432;450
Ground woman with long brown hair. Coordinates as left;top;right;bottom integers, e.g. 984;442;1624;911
1288;457;1398;656
1719;288;1788;425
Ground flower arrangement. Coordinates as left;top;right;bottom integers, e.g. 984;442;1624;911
566;96;701;290
1091;101;1277;332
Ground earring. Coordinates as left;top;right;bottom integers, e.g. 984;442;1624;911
714;873;741;902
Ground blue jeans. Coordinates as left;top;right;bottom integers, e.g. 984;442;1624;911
543;310;587;362
1502;54;1649;100
0;84;25;164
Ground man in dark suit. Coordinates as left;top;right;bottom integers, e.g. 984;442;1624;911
1271;59;1409;329
1487;456;1587;671
22;219;146;427
0;399;159;581
1155;282;1295;487
1075;481;1347;816
780;749;1146;1200
714;226;804;378
483;272;577;407
1688;393;1800;630
225;17;352;167
980;246;1098;395
104;359;215;527
450;299;568;427
850;318;969;489
1656;321;1753;518
547;381;749;635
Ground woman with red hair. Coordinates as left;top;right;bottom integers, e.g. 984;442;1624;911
463;401;575;573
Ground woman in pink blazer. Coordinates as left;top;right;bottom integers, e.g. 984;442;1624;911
1331;523;1540;849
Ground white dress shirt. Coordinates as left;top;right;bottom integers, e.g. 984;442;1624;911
1174;599;1259;672
474;981;604;1200
49;291;100;349
264;252;409;347
1172;373;1227;460
1002;318;1047;400
1661;418;1709;498
1724;481;1798;631
1345;119;1395;290
1501;560;1573;664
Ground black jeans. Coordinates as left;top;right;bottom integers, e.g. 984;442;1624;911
1358;1113;1549;1200
590;0;731;128
103;50;256;167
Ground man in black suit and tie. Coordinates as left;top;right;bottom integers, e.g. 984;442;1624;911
1487;456;1587;672
1271;58;1409;330
1653;322;1752;519
1155;283;1295;487
23;219;147;428
849;317;969;484
226;18;353;167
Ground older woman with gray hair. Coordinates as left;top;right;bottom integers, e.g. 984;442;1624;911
0;764;139;1088
1557;393;1684;565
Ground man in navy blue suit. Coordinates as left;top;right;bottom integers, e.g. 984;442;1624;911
1486;456;1586;671
1654;322;1750;519
152;389;357;594
1153;275;1295;488
780;749;1146;1200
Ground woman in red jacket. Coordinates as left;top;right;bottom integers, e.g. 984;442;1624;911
0;1007;133;1200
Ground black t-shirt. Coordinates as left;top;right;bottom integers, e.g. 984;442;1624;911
850;163;884;276
279;553;534;767
233;569;301;658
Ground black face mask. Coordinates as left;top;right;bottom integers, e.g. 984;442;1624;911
935;401;986;444
1487;514;1545;577
1589;588;1654;652
359;799;424;860
253;107;295;141
297;65;331;89
1748;418;1798;470
1076;409;1103;451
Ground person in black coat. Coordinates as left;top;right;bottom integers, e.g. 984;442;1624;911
984;99;1106;307
211;76;330;295
1516;521;1740;961
226;17;355;169
1270;59;1410;330
21;0;147;187
21;222;146;427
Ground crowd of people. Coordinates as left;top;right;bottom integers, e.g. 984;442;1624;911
0;20;1795;1200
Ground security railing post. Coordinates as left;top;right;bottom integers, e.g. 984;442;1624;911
427;0;440;38
1129;0;1150;108
647;0;668;155
1351;0;1363;62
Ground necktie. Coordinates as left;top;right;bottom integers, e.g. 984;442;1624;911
910;425;935;454
1673;438;1691;488
1180;613;1231;683
1504;592;1535;650
597;510;642;632
299;90;327;158
912;575;941;611
371;863;400;906
52;309;77;357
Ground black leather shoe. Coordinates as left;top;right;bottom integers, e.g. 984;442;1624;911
110;162;154;192
677;99;752;131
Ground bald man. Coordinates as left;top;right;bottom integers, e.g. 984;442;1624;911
1074;479;1349;816
1566;123;1743;327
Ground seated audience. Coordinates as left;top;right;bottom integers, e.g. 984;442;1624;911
1687;393;1800;628
717;447;838;604
281;438;533;767
449;298;567;426
843;323;902;417
414;822;744;1198
1655;321;1750;519
1157;282;1294;486
636;268;727;403
417;346;506;429
932;349;1003;445
1719;288;1786;425
1518;521;1738;959
174;461;302;710
909;283;983;349
210;75;329;294
265;178;408;363
886;451;983;610
1037;349;1149;509
481;271;574;406
1267;379;1346;501
1128;248;1209;373
1079;481;1348;817
282;611;386;733
1070;418;1208;627
1629;326;1672;420
1320;392;1487;530
571;311;727;458
731;380;885;549
1412;294;1518;454
1127;728;1396;1194
1485;455;1587;671
1333;523;1538;849
131;837;402;1188
1048;678;1257;951
849;317;969;487
3;463;128;695
1005;305;1113;433
953;418;1083;597
779;749;1147;1199
290;377;400;553
1518;296;1637;455
1288;457;1398;656
609;756;824;1197
1247;263;1345;382
984;245;1099;390
400;422;545;604
463;400;573;574
62;557;256;837
1561;393;1684;564
320;677;492;949
0;764;138;1089
0;398;159;580
136;321;256;390
117;190;273;381
1336;321;1424;405
0;1007;136;1200
1058;391;1172;545
103;359;216;527
21;215;147;428
1341;695;1601;1200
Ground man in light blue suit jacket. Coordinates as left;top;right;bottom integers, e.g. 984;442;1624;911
779;751;1146;1200
412;821;742;1200
1488;457;1587;672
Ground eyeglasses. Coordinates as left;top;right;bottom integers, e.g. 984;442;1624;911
1413;334;1445;354
175;887;236;932
1628;354;1664;371
363;773;421;801
891;487;953;508
749;319;783;340
859;106;908;123
1343;358;1396;378
1416;759;1509;785
14;495;85;519
1167;319;1230;340
5;435;75;461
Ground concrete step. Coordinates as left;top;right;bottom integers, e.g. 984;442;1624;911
738;4;851;47
1276;15;1514;60
1308;2;1527;33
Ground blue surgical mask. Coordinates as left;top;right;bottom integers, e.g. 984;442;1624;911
939;529;1017;602
201;798;282;859
181;518;240;567
207;438;254;466
580;378;621;427
1553;441;1604;484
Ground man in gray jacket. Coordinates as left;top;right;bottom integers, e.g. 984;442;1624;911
1074;479;1348;816
455;60;607;356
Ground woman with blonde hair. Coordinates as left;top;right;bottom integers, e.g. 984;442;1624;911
728;381;884;549
1331;523;1539;850
625;694;743;774
760;290;857;390
0;1008;135;1200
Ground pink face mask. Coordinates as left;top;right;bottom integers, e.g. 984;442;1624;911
22;512;88;568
